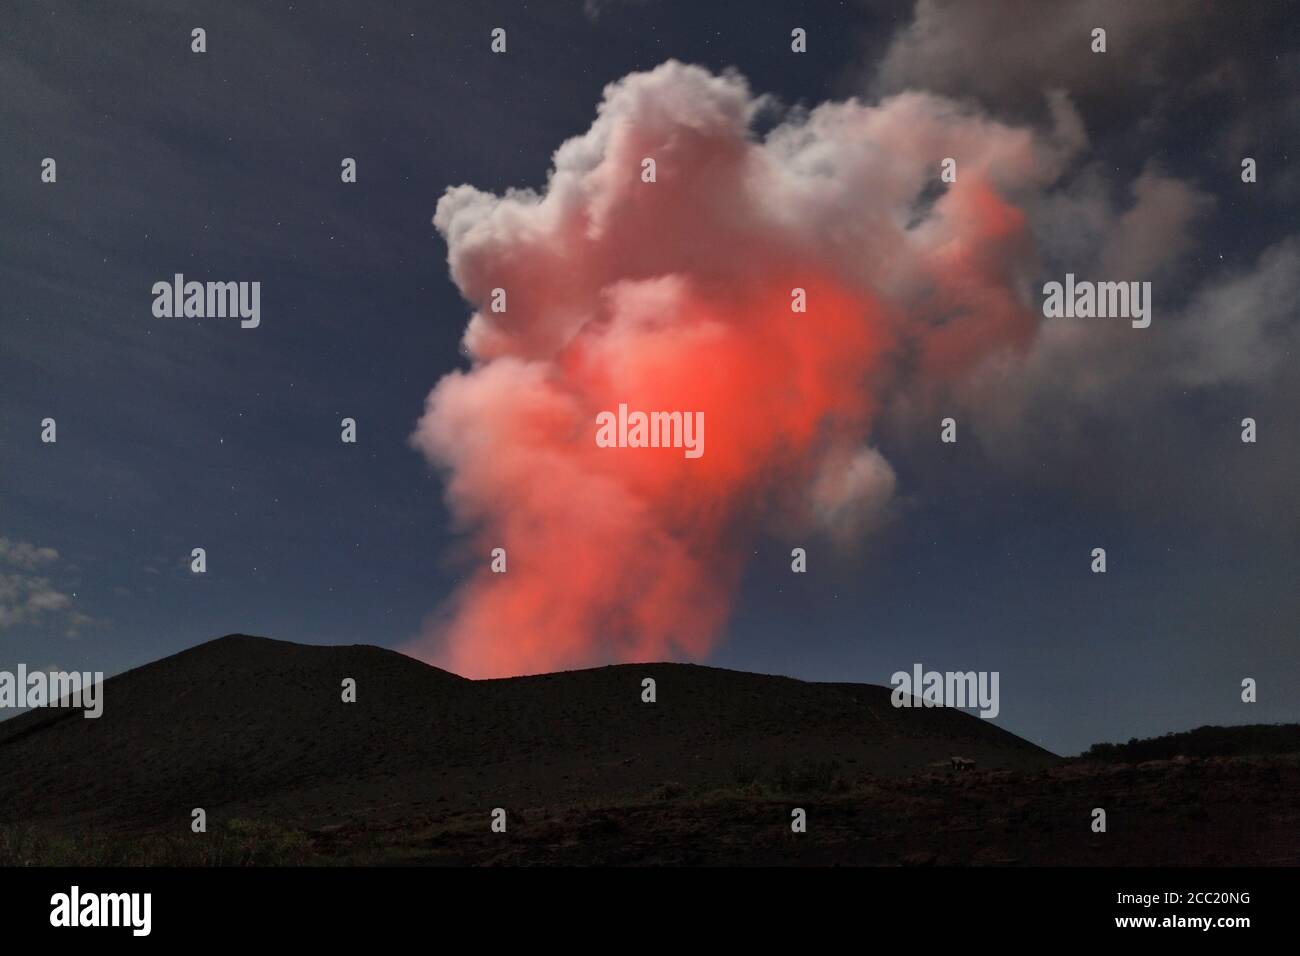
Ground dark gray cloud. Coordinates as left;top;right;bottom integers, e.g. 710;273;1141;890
855;0;1300;534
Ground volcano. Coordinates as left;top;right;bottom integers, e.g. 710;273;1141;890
4;635;1293;865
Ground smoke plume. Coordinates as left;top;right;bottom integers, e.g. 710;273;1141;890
408;61;1090;676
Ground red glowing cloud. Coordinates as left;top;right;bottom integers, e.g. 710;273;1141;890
408;62;1072;677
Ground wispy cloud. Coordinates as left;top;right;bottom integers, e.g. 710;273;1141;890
0;536;92;635
0;536;58;570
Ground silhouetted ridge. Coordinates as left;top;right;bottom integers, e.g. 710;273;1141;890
1082;723;1300;761
0;635;1056;833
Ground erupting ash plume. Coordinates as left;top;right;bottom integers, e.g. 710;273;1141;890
408;61;1084;677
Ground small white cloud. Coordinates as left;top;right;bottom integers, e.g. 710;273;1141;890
0;536;59;570
0;536;91;635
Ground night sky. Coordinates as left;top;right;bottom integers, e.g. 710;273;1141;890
3;0;1297;755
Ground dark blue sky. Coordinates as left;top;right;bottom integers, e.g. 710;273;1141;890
2;0;1296;755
